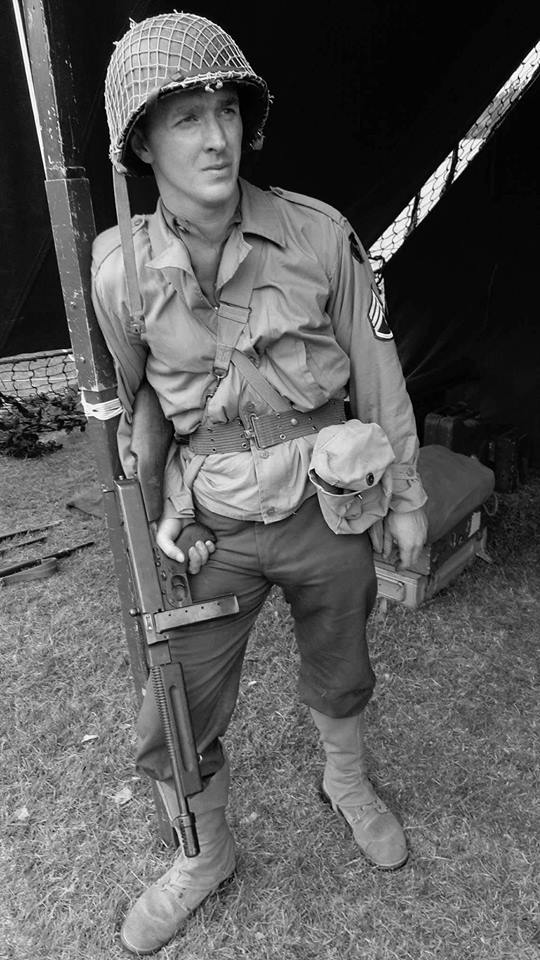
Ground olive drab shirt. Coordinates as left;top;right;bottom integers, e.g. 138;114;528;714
91;178;427;524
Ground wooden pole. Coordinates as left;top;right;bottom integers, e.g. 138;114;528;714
19;0;172;842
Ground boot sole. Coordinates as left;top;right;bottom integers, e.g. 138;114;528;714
318;784;409;871
119;871;236;956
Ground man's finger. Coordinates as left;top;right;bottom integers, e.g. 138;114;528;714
382;525;394;559
187;546;202;574
156;528;185;562
397;536;424;570
159;540;186;563
397;547;413;570
187;540;216;574
368;520;383;554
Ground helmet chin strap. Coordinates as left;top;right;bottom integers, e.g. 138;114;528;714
112;166;145;336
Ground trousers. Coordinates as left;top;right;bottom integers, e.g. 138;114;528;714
136;494;378;781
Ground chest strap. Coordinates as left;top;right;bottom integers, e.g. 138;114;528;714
185;398;346;454
229;348;292;412
214;242;263;379
213;240;293;413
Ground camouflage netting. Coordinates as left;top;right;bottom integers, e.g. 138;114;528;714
0;350;77;399
0;351;83;458
368;39;540;269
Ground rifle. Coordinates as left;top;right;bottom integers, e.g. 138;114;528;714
116;473;238;855
20;0;238;856
119;382;239;855
0;539;95;583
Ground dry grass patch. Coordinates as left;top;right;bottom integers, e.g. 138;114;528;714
1;430;539;960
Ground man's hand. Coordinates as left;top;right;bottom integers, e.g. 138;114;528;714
156;518;216;575
382;507;428;570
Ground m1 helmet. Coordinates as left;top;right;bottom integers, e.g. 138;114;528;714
105;12;271;175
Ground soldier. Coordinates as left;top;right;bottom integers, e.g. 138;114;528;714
92;12;428;955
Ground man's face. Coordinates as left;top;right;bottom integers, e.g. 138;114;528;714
132;84;243;214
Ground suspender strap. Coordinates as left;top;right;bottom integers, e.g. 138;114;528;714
112;167;145;335
213;303;252;378
112;190;293;416
213;241;292;412
213;241;263;378
229;348;292;412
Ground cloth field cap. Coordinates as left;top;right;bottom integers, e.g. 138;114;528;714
309;420;396;493
105;11;271;175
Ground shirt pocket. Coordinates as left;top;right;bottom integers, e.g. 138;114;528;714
261;335;330;409
303;324;350;397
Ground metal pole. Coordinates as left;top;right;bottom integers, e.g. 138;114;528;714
11;0;45;171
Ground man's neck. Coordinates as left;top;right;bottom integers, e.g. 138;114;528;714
161;185;241;246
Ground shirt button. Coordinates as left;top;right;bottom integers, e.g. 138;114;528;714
260;450;270;459
246;402;256;412
267;506;275;514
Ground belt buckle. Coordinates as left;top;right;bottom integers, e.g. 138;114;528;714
245;413;267;449
244;413;259;448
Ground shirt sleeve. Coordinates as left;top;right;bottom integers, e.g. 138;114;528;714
161;445;197;522
91;247;197;522
327;221;427;513
90;268;148;478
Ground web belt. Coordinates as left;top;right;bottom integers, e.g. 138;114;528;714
185;398;346;454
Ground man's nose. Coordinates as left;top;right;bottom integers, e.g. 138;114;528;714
203;115;227;149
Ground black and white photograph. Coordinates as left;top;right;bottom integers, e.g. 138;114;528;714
1;3;539;958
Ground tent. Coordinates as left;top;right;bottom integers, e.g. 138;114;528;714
2;0;540;460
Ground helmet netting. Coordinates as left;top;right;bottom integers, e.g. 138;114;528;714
105;12;270;174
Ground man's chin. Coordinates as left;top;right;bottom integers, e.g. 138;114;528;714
204;170;236;188
198;179;238;209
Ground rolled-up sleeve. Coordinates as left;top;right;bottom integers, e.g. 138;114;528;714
91;262;148;477
91;237;198;522
328;222;427;513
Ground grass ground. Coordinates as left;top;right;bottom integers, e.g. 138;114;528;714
1;429;539;960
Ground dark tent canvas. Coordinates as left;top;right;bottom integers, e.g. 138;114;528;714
2;0;539;460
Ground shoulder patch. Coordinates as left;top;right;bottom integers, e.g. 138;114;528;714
368;288;393;340
269;186;345;225
349;232;365;264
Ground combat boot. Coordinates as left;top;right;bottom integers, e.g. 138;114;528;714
120;760;235;955
310;708;408;870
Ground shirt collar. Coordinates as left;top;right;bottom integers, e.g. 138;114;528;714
237;178;286;248
160;178;287;249
146;178;286;271
146;202;193;273
161;199;242;240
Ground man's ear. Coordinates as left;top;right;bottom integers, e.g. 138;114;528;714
130;125;153;165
